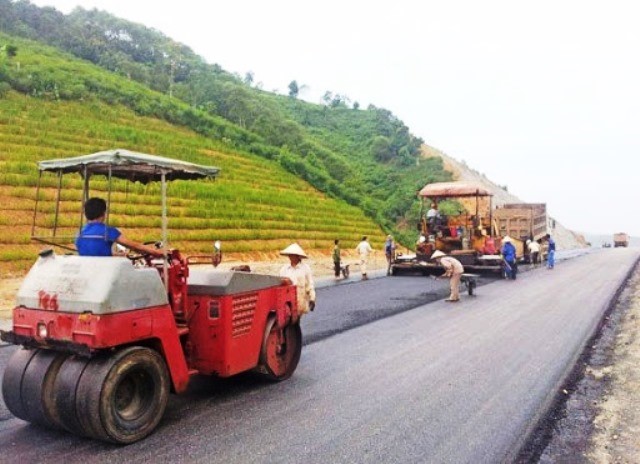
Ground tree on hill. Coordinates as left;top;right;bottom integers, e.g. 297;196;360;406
288;80;299;98
371;135;392;162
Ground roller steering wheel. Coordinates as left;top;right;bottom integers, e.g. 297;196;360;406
126;241;163;266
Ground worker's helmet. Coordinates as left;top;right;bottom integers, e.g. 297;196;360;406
280;243;308;258
431;250;446;260
502;236;512;243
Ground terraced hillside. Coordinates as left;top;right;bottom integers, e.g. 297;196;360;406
0;92;385;275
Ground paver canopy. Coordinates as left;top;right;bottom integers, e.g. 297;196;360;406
418;181;492;198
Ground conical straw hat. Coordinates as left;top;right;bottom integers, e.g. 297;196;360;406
280;243;308;258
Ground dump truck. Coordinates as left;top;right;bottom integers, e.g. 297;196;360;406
391;181;522;275
493;203;548;261
614;232;630;247
0;150;302;444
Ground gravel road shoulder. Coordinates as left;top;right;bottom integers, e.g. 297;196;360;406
586;264;640;462
522;260;640;463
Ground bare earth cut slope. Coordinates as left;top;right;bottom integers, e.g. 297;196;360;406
422;145;587;250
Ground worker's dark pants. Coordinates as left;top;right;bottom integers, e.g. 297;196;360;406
506;260;517;279
531;252;540;266
334;261;341;277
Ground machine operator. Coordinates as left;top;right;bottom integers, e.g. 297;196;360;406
75;197;165;258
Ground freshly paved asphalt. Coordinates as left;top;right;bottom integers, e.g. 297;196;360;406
0;248;637;463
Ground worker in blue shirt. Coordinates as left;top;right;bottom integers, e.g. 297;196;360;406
545;233;556;269
75;197;164;257
501;236;517;280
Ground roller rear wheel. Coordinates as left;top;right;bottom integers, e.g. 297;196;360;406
76;347;170;444
1;348;68;429
259;317;302;381
2;348;38;421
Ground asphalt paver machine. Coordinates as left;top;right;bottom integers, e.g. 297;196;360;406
391;181;509;275
0;149;302;443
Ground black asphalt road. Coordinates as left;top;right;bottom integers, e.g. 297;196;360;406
0;248;637;463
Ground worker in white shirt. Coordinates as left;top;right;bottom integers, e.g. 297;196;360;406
279;243;316;315
355;236;373;280
426;203;439;233
431;250;464;302
527;239;541;267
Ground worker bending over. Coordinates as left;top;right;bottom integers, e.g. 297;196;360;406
431;250;464;302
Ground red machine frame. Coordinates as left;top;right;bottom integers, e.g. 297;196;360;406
1;150;302;444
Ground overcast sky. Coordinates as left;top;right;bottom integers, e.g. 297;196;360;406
30;0;640;237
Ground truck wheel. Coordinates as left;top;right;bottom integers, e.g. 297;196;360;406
20;349;68;429
76;347;170;444
2;348;38;422
53;356;92;436
259;317;302;381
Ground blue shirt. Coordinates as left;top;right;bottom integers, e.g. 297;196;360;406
548;238;556;252
384;239;394;254
502;242;517;262
75;222;121;256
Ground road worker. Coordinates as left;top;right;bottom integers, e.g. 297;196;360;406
279;243;316;315
75;197;164;257
431;250;464;302
545;234;556;269
212;240;222;267
355;236;373;280
426;202;439;233
332;239;342;279
527;239;541;267
501;236;517;279
384;235;396;276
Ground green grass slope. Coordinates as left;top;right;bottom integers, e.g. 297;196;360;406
0;91;385;275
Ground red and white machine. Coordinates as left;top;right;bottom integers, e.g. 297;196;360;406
1;150;301;443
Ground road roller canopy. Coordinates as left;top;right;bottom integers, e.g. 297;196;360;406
38;148;220;184
418;181;493;198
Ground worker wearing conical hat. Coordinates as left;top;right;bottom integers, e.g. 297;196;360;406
431;250;464;302
279;243;316;315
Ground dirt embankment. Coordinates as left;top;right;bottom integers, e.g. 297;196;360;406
586;268;640;461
